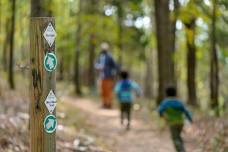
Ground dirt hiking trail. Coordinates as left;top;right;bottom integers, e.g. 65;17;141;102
61;96;182;152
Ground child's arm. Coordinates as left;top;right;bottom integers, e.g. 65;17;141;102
157;101;167;117
182;105;193;123
114;82;121;96
131;81;141;97
184;109;193;123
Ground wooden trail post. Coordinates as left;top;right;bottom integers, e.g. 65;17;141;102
30;17;57;152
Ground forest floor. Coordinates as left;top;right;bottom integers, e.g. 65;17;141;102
60;96;228;152
61;96;174;152
0;79;227;152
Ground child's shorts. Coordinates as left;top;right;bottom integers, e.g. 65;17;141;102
120;102;132;113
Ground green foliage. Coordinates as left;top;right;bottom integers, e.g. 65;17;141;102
0;0;227;110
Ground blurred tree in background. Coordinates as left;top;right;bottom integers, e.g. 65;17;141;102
0;0;227;114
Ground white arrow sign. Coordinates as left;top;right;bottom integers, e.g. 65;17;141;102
45;90;57;113
46;119;55;129
43;114;57;133
43;22;56;47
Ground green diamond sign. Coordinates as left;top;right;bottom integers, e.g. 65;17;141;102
43;114;57;133
44;53;57;72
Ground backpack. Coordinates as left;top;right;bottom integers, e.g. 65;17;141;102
118;80;132;102
120;80;131;91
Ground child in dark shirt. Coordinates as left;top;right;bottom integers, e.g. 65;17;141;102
158;86;193;152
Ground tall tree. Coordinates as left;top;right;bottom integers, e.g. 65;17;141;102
143;1;155;99
31;0;52;17
3;18;10;71
88;33;96;89
154;0;175;104
184;18;197;106
8;0;16;89
0;0;1;95
114;0;123;65
180;0;199;106
0;0;1;55
210;0;219;114
170;0;180;86
58;57;64;80
74;0;82;95
144;47;154;98
86;0;97;89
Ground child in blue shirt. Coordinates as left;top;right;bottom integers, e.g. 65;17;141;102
114;71;141;130
158;86;193;152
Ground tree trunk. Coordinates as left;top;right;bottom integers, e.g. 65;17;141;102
8;0;16;89
154;0;174;104
185;19;197;106
144;48;154;98
171;0;180;53
58;57;64;81
210;0;219;115
116;0;123;66
88;34;96;89
170;0;180;87
0;1;2;30
3;19;10;71
31;0;52;17
74;0;82;95
87;0;97;90
0;0;1;61
0;0;1;96
31;0;42;17
0;0;1;94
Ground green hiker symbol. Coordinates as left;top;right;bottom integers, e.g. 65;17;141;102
44;53;57;72
43;115;57;133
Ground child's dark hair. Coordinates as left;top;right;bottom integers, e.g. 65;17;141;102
166;86;177;97
120;71;129;80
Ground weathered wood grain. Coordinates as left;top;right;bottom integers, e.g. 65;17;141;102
30;17;56;152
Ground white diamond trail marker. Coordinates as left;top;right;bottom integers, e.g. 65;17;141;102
45;90;57;114
43;22;56;47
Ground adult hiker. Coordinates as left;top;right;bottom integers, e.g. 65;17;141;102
95;42;119;109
